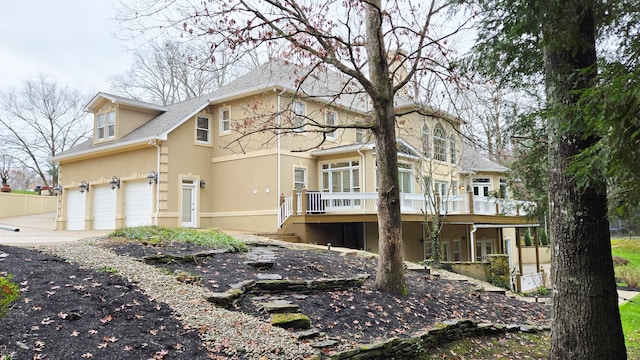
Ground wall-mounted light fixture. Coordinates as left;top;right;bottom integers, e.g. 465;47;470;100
110;176;120;190
79;181;89;193
147;170;158;185
53;184;62;196
199;180;206;189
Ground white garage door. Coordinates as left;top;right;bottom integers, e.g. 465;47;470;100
125;181;153;227
66;190;86;230
93;186;116;230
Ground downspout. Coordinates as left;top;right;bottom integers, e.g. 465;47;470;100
149;140;161;226
276;88;286;227
470;224;478;262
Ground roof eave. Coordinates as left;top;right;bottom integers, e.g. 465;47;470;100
52;137;160;163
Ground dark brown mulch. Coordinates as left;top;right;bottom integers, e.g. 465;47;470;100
106;241;550;351
0;244;210;360
0;239;551;359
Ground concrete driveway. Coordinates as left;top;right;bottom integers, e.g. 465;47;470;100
0;212;110;246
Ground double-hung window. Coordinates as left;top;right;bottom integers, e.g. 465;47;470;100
107;111;115;138
220;108;230;134
294;168;306;191
398;163;413;194
96;111;115;141
292;101;305;132
196;116;210;143
325;111;337;139
355;122;365;143
96;114;105;140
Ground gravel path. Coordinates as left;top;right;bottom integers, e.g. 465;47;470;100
36;236;317;359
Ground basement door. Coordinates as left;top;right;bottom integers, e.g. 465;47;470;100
181;180;197;228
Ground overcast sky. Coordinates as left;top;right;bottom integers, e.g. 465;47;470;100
0;1;133;95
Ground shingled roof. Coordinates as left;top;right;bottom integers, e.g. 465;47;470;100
53;59;447;161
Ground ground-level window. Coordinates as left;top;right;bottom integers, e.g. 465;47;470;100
453;239;461;261
476;240;493;262
442;241;450;262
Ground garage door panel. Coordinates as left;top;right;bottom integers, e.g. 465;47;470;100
125;182;153;227
94;186;116;230
66;190;86;230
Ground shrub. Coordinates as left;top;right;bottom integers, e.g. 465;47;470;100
539;230;549;246
0;274;20;317
109;226;247;252
524;231;532;246
615;265;640;288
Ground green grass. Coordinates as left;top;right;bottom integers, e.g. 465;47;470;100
611;237;640;268
621;294;640;359
109;226;247;252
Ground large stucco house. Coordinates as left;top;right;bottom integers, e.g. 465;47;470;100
52;60;545;287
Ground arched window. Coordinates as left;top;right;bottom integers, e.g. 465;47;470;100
449;135;457;164
421;124;430;157
433;124;447;161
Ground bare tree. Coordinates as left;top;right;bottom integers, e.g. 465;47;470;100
119;0;470;294
0;75;91;194
109;40;232;105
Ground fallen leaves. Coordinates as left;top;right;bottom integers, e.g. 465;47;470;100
99;315;113;324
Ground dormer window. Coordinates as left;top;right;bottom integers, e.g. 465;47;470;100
96;111;115;141
196;116;210;143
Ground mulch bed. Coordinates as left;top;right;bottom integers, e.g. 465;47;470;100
0;239;551;359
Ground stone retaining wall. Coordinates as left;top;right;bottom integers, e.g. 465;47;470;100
328;319;549;360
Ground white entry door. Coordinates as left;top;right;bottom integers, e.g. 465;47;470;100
66;190;86;230
93;186;116;230
125;182;153;227
181;180;196;227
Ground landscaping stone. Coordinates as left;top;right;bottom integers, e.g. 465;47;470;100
271;313;311;329
259;300;300;313
296;328;322;340
257;273;283;280
312;339;339;348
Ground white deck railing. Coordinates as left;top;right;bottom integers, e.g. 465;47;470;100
278;191;534;227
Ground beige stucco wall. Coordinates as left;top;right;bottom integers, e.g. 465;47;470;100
56;146;158;230
0;193;57;218
520;246;551;264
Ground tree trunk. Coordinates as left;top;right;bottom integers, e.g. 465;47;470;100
543;2;627;359
365;0;407;295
